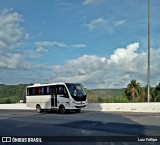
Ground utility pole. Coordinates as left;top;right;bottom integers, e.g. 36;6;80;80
147;0;150;102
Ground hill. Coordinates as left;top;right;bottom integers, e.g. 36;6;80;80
0;84;126;103
0;84;28;103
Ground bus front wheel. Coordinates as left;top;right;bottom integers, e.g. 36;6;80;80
59;105;66;114
36;104;42;113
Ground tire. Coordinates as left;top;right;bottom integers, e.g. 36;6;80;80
36;104;42;113
59;105;66;114
75;109;81;113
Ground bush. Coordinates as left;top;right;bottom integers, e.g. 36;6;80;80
97;97;105;103
106;96;129;103
6;98;11;104
114;96;129;103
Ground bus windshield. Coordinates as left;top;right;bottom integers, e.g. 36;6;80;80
65;83;86;101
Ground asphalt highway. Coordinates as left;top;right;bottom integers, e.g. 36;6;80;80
0;110;160;145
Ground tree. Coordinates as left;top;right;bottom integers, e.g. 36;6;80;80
154;83;160;102
125;80;142;101
144;83;160;102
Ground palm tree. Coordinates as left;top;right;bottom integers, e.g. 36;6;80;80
125;80;142;101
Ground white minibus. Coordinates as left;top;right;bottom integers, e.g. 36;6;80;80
26;82;87;113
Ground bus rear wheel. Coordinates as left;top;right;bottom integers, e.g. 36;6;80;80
59;105;66;114
36;104;42;113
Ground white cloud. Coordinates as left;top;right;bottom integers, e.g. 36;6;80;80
0;9;32;70
0;53;31;69
36;47;48;53
0;9;24;50
52;55;106;86
84;18;126;31
85;18;108;30
0;41;7;49
52;42;160;88
71;44;87;48
22;46;48;59
113;19;126;26
108;42;139;64
34;41;86;49
34;41;67;48
1;40;159;88
83;0;105;5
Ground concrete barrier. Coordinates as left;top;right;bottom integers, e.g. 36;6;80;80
85;103;160;112
0;103;160;112
0;104;35;110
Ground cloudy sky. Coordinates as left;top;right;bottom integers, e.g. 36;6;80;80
0;0;160;89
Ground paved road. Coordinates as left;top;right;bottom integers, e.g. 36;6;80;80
0;110;160;145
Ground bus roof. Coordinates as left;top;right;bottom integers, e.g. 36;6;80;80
26;82;81;88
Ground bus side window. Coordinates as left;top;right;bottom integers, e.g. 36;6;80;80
41;87;44;95
58;85;69;98
59;86;64;94
43;86;50;95
32;88;34;95
38;87;41;95
47;86;50;95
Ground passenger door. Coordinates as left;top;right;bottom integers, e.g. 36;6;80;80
51;86;57;107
